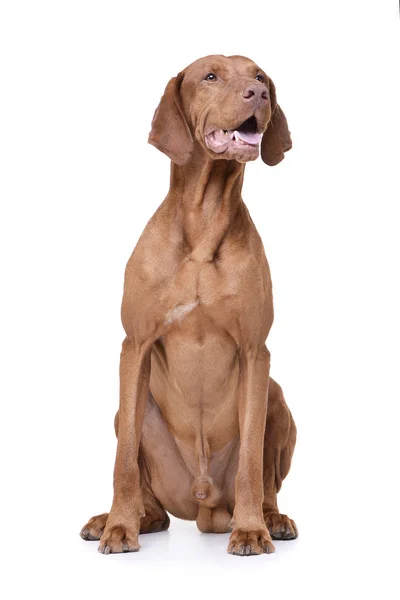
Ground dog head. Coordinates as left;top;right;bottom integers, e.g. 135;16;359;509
148;54;292;166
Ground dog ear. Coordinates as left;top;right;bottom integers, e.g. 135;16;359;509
261;77;292;166
148;72;193;165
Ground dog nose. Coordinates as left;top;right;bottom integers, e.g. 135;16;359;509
242;85;268;104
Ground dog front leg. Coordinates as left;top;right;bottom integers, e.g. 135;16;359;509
228;345;275;556
98;337;151;554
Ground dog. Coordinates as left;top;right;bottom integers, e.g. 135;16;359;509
80;54;297;556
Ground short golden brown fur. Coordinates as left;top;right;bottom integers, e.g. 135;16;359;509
80;54;297;556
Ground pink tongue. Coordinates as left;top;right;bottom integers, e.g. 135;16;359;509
235;130;262;145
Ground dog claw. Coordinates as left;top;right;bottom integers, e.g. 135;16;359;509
284;524;296;539
271;525;286;540
80;528;100;541
79;529;100;542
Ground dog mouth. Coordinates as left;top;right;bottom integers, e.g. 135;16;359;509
205;116;262;154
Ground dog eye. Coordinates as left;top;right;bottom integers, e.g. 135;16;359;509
255;74;265;83
205;73;217;81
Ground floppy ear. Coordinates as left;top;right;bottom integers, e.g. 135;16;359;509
261;78;292;166
148;72;194;165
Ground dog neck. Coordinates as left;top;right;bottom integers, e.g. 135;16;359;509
168;143;246;262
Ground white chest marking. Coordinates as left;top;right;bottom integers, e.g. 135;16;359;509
164;300;199;325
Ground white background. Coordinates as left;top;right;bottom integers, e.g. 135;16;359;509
1;1;399;598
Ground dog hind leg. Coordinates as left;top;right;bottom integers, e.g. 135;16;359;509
262;378;298;540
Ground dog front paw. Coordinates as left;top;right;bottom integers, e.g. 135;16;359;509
227;527;275;556
98;522;140;554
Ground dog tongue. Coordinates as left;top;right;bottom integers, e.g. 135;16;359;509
234;130;262;145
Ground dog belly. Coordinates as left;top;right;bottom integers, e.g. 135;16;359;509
150;322;240;454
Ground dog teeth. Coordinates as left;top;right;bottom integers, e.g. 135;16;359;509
218;130;249;143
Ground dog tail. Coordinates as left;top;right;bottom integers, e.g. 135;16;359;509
190;475;221;508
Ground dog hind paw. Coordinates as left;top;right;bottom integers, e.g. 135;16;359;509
263;511;298;540
80;513;109;541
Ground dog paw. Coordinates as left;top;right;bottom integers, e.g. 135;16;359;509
98;524;140;554
80;513;109;541
227;528;275;556
264;512;298;540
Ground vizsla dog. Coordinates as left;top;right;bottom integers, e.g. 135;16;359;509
80;54;297;556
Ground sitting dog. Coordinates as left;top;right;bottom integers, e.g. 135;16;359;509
80;54;297;556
